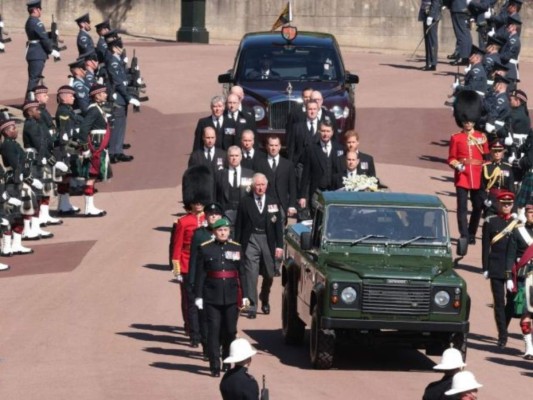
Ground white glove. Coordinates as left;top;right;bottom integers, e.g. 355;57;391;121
51;49;60;59
426;17;433;26
54;161;69;173
123;56;129;64
484;199;492;208
55;29;59;36
112;93;118;100
175;274;184;283
82;149;91;159
31;179;43;190
464;64;471;73
1;218;8;226
484;10;492;19
508;155;516;164
506;279;514;292
242;297;250;308
136;77;143;85
194;298;203;310
455;163;465;172
488;28;495;37
504;135;513;146
129;98;141;107
41;157;47;165
452;81;459;90
466;0;472;4
485;122;495;133
483;271;489;279
518;210;527;223
62;133;69;141
7;197;22;207
0;42;4;51
0;21;4;28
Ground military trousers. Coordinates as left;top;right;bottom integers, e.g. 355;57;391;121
456;187;484;239
205;302;238;370
110;105;127;156
423;19;439;67
27;59;45;93
490;278;514;340
451;12;472;59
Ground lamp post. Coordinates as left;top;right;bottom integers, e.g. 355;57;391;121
177;0;209;43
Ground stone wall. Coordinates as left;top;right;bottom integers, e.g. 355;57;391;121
2;0;532;56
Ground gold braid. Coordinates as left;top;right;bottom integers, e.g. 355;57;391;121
483;164;503;190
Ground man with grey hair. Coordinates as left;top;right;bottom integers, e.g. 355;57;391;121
192;95;232;151
234;173;283;319
215;146;254;224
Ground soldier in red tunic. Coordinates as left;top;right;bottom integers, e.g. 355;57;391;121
448;91;489;248
170;165;212;338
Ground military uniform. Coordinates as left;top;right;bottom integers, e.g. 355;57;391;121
448;129;489;241
24;7;54;92
500;31;521;82
449;0;473;64
483;84;511;141
460;61;488;94
78;102;110;181
72;75;90;116
481;159;514;216
170;212;205;337
220;366;260;400
418;0;443;70
422;374;456;400
77;30;94;57
195;235;246;375
482;196;517;347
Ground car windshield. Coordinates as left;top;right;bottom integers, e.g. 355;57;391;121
324;205;448;244
237;45;342;82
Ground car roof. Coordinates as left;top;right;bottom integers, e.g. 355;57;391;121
319;191;445;208
239;31;337;48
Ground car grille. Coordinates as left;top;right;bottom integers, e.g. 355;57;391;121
362;281;431;316
269;100;299;130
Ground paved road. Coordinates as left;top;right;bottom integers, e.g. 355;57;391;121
0;33;532;399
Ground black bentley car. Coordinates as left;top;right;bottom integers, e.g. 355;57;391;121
218;29;359;146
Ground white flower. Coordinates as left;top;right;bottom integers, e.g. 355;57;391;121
342;175;379;192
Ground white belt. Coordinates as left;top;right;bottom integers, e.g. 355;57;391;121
475;91;485;97
90;129;106;135
510;59;519;65
27;40;40;44
487;79;494;85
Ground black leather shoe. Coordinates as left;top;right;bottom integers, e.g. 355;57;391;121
497;337;507;348
450;58;469;66
274;267;281;277
447;52;458;60
122;143;131;150
261;303;270;315
210;369;220;377
110;155;119;164
222;363;230;372
468;236;476;245
190;339;199;348
421;65;436;71
116;154;134;162
247;311;257;319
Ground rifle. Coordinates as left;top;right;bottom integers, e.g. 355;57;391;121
260;375;269;400
49;14;66;61
0;14;12;53
126;49;149;112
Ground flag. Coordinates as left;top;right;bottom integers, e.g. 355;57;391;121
271;1;292;31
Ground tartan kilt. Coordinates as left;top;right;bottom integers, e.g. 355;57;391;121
516;171;533;207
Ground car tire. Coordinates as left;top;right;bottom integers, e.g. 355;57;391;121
282;283;305;345
451;332;468;361
310;306;335;369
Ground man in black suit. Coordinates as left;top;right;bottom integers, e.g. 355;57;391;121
234;173;283;319
344;129;377;178
229;85;255;121
225;94;256;148
192;95;234;151
188;126;227;174
240;130;265;171
334;151;377;189
256;136;297;224
310;90;338;138
215;146;254;225
285;86;314;134
287;99;320;166
299;120;344;211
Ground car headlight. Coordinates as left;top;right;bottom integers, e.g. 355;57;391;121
434;290;450;308
253;105;265;121
330;105;350;120
341;286;357;304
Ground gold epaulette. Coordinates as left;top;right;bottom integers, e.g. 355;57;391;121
502;162;512;167
228;240;241;246
200;238;215;247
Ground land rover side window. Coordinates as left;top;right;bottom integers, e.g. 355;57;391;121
325;205;447;243
239;46;341;82
312;209;323;248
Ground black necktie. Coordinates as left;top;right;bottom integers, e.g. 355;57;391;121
233;169;238;188
246;151;251;159
207;150;212;162
309;121;315;135
257;197;262;211
215;119;221;133
271;158;277;172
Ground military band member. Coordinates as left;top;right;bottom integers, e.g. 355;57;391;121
170;166;208;339
188;202;223;353
0;115;38;255
235;173;283;319
506;203;533;359
33;84;56;134
22;99;56;238
55;85;83;215
76;84;111;217
220;338;260;400
481;140;514;217
448;91;489;245
24;0;60;94
75;13;95;57
482;192;517;348
194;217;249;377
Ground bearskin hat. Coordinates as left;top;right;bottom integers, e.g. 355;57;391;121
181;165;213;208
453;90;483;128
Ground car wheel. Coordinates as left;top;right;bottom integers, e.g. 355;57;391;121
451;332;468;361
310;306;335;369
282;283;305;345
